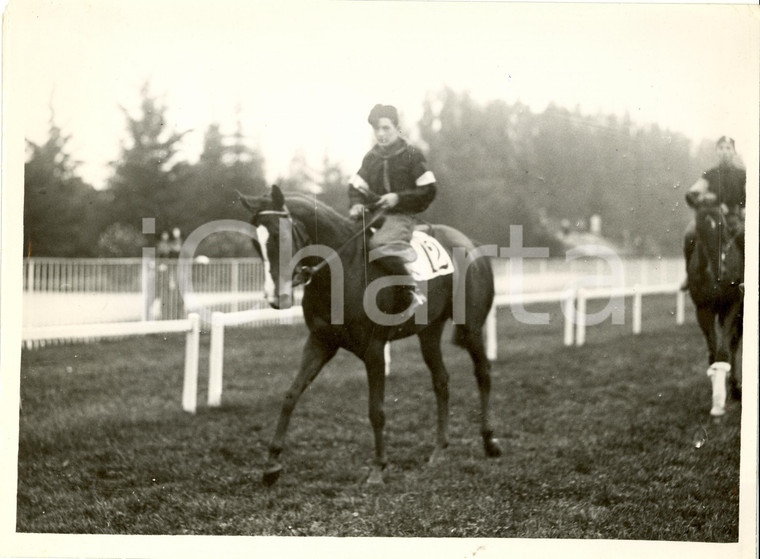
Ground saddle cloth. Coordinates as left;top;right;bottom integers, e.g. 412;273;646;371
406;230;454;282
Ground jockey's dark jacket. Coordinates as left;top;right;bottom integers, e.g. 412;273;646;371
686;163;746;213
348;138;436;214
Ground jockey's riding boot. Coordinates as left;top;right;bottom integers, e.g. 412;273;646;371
378;256;426;313
405;284;427;311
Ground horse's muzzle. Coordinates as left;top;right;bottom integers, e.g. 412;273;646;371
293;265;314;287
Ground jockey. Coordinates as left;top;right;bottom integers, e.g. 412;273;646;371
348;104;437;311
681;135;746;289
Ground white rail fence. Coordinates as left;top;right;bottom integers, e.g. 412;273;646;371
23;257;269;327
487;283;686;357
21;256;689;413
21;314;203;413
22;256;684;329
203;283;686;409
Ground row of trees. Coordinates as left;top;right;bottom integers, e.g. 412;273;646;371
24;84;272;257
24;84;713;258
418;88;713;254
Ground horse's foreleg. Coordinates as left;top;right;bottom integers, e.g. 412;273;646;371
695;307;717;364
418;319;450;465
722;303;743;402
730;335;742;401
694;306;728;420
459;325;502;458
706;305;742;421
263;334;337;486
364;340;388;485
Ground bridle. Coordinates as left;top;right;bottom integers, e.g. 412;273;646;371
255;204;387;286
255;208;310;250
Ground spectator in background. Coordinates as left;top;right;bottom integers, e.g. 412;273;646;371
157;231;172;258
169;227;182;258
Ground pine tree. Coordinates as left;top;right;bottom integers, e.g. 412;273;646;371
24;112;102;256
106;82;188;240
182;117;268;256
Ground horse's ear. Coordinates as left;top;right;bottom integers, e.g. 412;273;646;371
271;184;286;209
238;191;258;212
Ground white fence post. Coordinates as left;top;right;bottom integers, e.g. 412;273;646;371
486;306;497;360
26;258;35;292
182;313;201;414
632;285;642;334
563;290;575;347
208;312;225;407
230;260;239;313
575;289;587;347
676;290;685;325
141;255;155;321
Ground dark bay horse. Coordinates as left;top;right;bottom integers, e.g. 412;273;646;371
687;199;744;421
240;185;501;485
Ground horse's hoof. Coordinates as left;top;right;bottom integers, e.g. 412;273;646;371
262;464;283;486
710;415;725;426
366;467;385;485
428;446;448;466
484;438;503;458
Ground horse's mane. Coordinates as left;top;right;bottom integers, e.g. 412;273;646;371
283;192;354;235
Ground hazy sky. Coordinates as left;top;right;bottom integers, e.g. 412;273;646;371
11;0;760;188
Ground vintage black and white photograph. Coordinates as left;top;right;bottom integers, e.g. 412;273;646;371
1;1;758;557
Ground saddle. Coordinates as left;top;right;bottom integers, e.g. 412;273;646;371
406;230;454;282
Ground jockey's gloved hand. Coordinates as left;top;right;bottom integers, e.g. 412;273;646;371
377;193;399;209
685;190;717;208
701;192;718;206
685;191;701;208
349;204;365;220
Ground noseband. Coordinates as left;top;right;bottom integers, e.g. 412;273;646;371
256;209;311;251
256;206;388;286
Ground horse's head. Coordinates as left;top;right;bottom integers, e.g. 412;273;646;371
694;198;725;246
239;185;310;309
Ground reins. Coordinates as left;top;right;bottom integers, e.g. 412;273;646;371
257;205;387;286
297;208;387;284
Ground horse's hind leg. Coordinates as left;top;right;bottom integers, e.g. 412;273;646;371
263;333;337;486
455;324;502;458
418;317;450;464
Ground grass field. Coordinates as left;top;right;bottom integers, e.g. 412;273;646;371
16;295;743;539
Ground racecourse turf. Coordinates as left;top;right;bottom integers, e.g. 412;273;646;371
16;295;743;538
